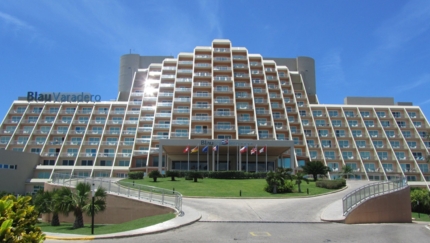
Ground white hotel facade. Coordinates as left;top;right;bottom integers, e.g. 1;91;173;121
0;39;429;193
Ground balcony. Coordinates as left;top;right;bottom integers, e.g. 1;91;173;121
239;130;256;135
176;78;192;83
174;98;191;103
153;124;170;129
191;116;211;121
214;88;233;93
214;99;234;104
215;126;235;131
214;111;235;117
191;129;211;135
157;102;173;107
173;109;190;114
193;93;211;98
170;132;189;138
213;77;232;82
171;120;189;125
193;104;211;109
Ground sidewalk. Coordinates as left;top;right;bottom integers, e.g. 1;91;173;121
320;199;345;223
45;205;201;240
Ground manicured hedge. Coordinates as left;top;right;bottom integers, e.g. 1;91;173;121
315;179;346;189
165;170;267;179
128;171;144;180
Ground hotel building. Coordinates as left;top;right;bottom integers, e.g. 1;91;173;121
0;39;429;194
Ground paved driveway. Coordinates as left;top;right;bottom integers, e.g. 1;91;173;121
184;180;372;222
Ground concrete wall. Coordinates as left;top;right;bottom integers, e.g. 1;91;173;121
344;187;412;224
0;150;39;194
344;97;395;105
42;183;175;224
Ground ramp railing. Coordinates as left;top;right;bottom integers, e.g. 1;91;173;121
342;178;407;216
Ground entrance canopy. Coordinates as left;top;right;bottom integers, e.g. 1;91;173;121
158;139;295;172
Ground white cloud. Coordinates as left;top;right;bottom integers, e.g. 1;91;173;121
394;73;430;94
319;49;345;86
419;98;430;106
0;11;34;30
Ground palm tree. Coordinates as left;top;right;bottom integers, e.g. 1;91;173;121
294;172;309;193
266;167;293;193
34;189;61;226
341;165;354;179
58;182;107;229
301;161;331;181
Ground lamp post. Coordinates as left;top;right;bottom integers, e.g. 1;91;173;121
91;183;95;235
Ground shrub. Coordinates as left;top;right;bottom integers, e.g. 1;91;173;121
165;171;180;181
316;179;346;189
128;172;144;180
206;171;267;179
264;180;294;193
148;170;162;182
187;171;203;182
0;195;45;242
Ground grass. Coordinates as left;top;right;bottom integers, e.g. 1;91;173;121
412;212;430;222
39;213;175;235
119;178;341;198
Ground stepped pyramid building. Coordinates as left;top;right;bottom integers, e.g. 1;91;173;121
0;39;429;194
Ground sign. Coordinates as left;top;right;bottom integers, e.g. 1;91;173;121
27;92;101;102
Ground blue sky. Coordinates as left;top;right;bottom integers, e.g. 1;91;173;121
0;0;430;120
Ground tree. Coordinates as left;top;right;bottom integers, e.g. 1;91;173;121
34;189;62;226
410;188;430;214
57;182;107;229
166;171;180;181
0;195;45;242
149;170;162;182
301;161;330;181
265;168;293;193
294;172;309;193
341;165;354;179
187;171;203;182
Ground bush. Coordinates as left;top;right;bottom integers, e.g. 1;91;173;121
166;171;180;181
264;180;294;193
410;188;430;214
187;171;204;182
0;195;45;242
128;172;144;180
315;179;346;189
207;171;267;179
148;170;162;182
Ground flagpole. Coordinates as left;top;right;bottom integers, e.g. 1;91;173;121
197;145;200;171
207;147;209;171
246;145;248;172
265;144;268;172
256;145;258;172
187;146;190;171
227;143;229;171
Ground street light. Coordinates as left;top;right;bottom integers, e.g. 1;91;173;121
91;182;95;235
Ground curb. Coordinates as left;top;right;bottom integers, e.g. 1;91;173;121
44;214;202;240
183;185;349;199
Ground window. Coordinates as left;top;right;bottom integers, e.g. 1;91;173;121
43;160;55;165
318;130;328;137
395;152;405;160
364;163;375;172
373;140;383;148
342;151;354;159
62;160;74;166
419;131;427;138
381;121;390;127
176;129;188;137
237;102;249;109
360;111;370;117
238;126;252;135
328;110;338;117
100;160;112;166
312;110;323;117
240;114;250;121
376;111;386;118
119;160;130;166
368;130;378;137
402;131;411;138
392;112;401;118
257;119;267;126
364;120;374;127
407;141;417;148
255;98;264;104
385;130;395;138
352;130;362;137
390;140;400;148
259;130;269;138
360;152;370;160
344;111;354;117
336;130;345;137
302;119;309;125
356;140;366;148
338;140;349;148
408;112;417;118
61;116;72;123
65;107;76;114
315;120;325;126
413;121;422;127
30;148;41;154
418;164;429;173
332;120;342;127
0;136;10;144
324;151;335;159
321;140;332;148
28;116;38;123
16;107;26;113
67;149;78;156
49;107;59;114
256;108;265;114
299;110;306;116
81;160;93;166
253;88;263;93
310;151;318;159
348;120;358;127
276;134;285;140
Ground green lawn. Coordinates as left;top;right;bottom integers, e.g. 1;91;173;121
39;213;175;235
412;212;430;222
119;178;341;198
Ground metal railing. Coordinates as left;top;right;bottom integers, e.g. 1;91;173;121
342;178;407;216
50;173;182;213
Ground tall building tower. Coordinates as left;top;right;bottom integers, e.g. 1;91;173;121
0;39;429;194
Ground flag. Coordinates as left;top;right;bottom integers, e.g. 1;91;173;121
259;146;266;155
240;145;247;154
221;139;229;145
202;146;209;153
183;146;190;153
250;146;257;155
191;146;199;153
213;145;218;152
